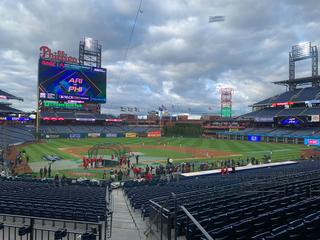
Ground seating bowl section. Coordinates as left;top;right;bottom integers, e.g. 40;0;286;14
242;107;320;119
0;125;35;145
0;178;107;223
40;125;160;135
221;127;320;138
124;160;320;239
253;87;320;106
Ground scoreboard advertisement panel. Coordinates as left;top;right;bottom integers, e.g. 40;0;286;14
275;116;308;126
304;138;320;146
38;59;106;103
248;135;261;142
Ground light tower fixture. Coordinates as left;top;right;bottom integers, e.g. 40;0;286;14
289;41;318;89
79;37;102;67
209;16;226;23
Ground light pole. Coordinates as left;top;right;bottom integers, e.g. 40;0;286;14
209;16;226;23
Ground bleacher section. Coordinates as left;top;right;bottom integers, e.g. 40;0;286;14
242;107;320;119
41;112;116;120
56;112;75;119
303;107;320;115
242;108;282;118
75;113;95;119
0;178;111;239
0;178;107;222
0;104;23;113
0;125;35;145
220;127;320;138
253;87;320;106
124;160;320;239
40;125;160;134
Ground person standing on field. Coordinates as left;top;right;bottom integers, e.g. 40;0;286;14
44;166;47;178
39;168;43;178
48;164;52;178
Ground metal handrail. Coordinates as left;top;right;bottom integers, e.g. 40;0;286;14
0;213;104;225
147;193;173;240
149;199;170;214
180;205;213;240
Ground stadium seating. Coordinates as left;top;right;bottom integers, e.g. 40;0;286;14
273;88;301;103
220;127;320;138
40;124;160;135
242;108;283;118
0;125;35;145
0;104;23;113
242;106;320;119
75;112;95;119
56;112;75;119
253;87;320;106
124;160;320;239
40;111;58;118
277;107;306;116
0;178;107;223
303;107;320;115
292;87;320;102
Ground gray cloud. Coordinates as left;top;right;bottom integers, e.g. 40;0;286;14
0;0;320;116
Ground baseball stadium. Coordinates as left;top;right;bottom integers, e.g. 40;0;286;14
1;2;320;240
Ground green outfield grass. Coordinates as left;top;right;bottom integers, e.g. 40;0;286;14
20;137;308;162
18;137;309;177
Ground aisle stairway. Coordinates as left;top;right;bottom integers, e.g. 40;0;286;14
111;189;148;240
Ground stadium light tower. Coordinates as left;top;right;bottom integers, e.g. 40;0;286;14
220;88;234;118
79;37;102;67
289;41;318;89
209;15;226;117
209;16;226;23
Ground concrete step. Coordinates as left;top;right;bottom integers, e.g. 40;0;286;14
110;189;148;240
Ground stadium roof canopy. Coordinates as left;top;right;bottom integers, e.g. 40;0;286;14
0;89;23;101
273;76;320;87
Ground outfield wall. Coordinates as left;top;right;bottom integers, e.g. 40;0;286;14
43;130;161;139
216;132;307;145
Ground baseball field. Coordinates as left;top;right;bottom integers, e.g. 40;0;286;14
18;137;308;178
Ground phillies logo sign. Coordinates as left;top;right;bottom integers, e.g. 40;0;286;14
40;46;78;63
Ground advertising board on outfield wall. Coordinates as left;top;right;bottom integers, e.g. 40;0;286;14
304;138;320;146
88;133;101;138
147;130;161;137
69;133;81;139
125;133;137;138
248;135;261;142
311;115;320;122
105;133;118;138
138;132;148;137
45;134;60;139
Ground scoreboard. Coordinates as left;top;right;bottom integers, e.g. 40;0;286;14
38;59;106;103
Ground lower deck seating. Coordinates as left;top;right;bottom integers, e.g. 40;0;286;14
124;160;320;239
0;125;35;145
0;178;107;223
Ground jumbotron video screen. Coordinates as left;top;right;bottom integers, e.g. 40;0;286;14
38;59;107;103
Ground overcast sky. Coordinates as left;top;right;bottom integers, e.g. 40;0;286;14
1;0;320;116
